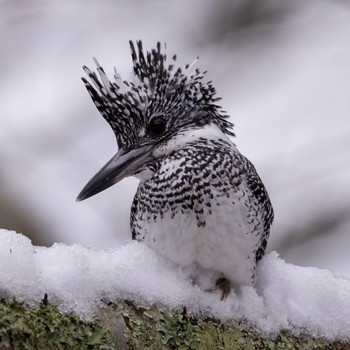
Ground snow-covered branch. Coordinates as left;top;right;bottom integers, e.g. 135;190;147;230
1;229;350;348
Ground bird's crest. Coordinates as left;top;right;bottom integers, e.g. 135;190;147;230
82;40;234;149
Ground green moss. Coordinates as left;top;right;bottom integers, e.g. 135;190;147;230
0;297;114;349
194;318;350;350
158;308;201;350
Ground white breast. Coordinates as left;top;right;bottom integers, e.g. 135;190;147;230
142;186;261;286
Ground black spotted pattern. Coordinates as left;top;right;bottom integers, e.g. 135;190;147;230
81;41;274;282
130;138;274;267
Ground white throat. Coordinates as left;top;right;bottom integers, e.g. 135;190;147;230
135;123;236;182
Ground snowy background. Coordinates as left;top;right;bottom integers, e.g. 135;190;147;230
1;0;350;278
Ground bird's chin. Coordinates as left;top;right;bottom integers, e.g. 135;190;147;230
133;167;155;182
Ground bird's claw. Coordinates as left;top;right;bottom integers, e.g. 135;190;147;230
215;277;231;301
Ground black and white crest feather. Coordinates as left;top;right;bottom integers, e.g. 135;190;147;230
82;40;234;149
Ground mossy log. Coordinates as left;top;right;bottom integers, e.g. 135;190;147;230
0;298;349;350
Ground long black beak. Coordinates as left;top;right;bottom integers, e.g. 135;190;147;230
77;145;153;201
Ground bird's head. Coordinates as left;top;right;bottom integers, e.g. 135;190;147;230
77;41;234;201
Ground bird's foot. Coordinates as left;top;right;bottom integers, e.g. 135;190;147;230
215;277;231;301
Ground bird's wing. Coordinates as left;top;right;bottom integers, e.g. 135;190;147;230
245;172;274;262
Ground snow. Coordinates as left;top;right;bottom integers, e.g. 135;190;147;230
1;229;350;341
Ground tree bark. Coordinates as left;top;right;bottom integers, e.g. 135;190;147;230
0;298;349;350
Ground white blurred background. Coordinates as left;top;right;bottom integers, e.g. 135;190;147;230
1;0;349;277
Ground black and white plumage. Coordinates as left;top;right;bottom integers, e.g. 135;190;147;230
77;41;274;300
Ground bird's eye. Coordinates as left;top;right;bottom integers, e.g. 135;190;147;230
148;117;166;136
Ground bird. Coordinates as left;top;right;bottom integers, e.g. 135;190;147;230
77;41;274;300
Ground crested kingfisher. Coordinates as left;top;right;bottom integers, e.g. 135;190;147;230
77;41;274;300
